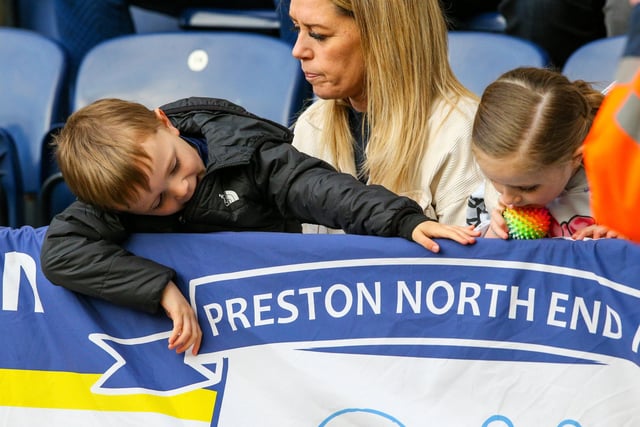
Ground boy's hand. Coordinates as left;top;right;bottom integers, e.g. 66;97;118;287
412;220;479;253
161;281;203;355
572;224;625;240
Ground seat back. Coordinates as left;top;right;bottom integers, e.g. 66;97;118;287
448;31;550;96
0;27;67;226
15;0;59;40
0;130;23;227
73;31;307;126
40;30;308;224
180;8;280;34
562;35;627;92
178;0;296;45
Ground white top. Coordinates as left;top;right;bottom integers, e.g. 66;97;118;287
292;96;483;234
478;165;594;237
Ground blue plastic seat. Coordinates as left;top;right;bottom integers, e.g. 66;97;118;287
562;35;627;92
39;30;309;223
448;31;550;97
180;8;280;33
0;129;24;227
178;0;296;45
463;12;506;33
72;31;307;125
0;27;68;227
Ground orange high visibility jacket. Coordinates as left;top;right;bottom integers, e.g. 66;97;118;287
583;68;640;242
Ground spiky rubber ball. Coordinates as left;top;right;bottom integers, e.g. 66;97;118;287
503;206;551;239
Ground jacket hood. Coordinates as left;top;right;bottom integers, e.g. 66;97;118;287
160;97;293;169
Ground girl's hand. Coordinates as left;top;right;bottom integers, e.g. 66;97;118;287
572;224;625;240
412;221;480;253
486;205;509;239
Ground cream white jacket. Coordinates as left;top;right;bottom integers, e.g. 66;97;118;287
292;97;483;233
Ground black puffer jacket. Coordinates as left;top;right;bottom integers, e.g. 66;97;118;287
41;97;429;313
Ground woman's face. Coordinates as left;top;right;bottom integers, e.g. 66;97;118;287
289;0;366;111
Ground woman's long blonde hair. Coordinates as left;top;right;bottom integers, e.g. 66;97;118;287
321;0;473;195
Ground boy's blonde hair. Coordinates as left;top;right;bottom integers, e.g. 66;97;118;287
54;98;162;211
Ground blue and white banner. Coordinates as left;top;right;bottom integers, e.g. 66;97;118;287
1;227;640;426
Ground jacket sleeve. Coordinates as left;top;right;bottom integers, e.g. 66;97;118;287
40;201;176;313
251;140;431;240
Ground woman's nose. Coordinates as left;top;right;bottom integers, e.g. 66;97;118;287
291;33;309;60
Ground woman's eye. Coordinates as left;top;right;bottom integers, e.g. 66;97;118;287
309;31;327;41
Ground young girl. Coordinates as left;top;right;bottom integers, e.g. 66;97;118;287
467;67;622;240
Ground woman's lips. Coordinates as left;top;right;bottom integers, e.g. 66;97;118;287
304;72;321;82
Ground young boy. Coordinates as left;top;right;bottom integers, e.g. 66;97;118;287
41;97;480;356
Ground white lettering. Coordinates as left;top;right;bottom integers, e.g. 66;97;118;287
509;286;535;321
253;293;274;327
299;286;322;320
603;305;622;339
204;302;223;336
396;280;421;314
277;289;298;324
2;252;42;313
547;292;568;327
485;283;508;318
426;280;454;315
632;323;640;353
570;297;600;334
325;284;352;318
226;297;251;331
458;282;481;316
356;281;381;315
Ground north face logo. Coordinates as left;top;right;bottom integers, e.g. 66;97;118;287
219;190;239;207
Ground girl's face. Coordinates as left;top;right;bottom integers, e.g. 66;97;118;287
289;0;366;111
474;150;581;208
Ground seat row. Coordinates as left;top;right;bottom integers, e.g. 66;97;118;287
0;26;309;228
0;26;627;228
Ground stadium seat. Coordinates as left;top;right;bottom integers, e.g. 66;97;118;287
72;31;307;125
0;27;68;227
178;0;295;45
562;35;627;92
39;30;309;223
15;0;59;40
463;12;506;33
0;129;23;227
180;8;280;34
448;31;550;97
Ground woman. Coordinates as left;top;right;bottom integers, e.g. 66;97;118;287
289;0;483;233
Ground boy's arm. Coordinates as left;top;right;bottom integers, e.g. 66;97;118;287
40;201;175;313
252;140;432;239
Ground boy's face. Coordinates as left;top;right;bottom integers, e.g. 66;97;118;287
122;109;206;216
